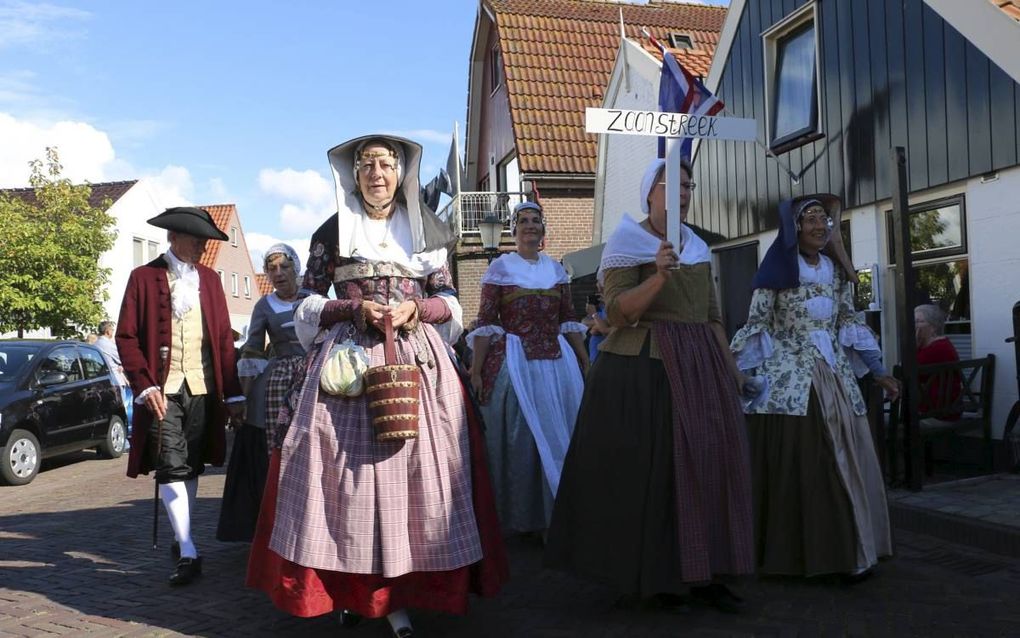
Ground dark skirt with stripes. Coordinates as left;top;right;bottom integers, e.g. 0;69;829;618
546;323;754;596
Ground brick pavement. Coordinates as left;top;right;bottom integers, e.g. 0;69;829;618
3;449;1020;637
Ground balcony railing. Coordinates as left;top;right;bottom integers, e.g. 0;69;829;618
437;191;528;236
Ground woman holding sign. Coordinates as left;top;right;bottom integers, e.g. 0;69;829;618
546;157;754;613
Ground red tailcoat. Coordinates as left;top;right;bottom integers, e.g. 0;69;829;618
116;255;243;478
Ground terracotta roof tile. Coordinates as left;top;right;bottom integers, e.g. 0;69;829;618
255;273;273;297
0;179;137;210
994;0;1020;20
197;204;235;269
487;0;725;174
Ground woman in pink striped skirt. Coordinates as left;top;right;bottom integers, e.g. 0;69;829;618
246;135;508;638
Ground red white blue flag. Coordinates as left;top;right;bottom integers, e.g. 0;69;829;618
649;34;724;159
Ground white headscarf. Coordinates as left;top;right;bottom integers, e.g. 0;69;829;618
264;242;302;276
640;158;666;216
325;134;453;277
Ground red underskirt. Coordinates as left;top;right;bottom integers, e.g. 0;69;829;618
246;385;509;619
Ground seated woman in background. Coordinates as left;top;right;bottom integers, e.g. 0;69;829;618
915;303;962;418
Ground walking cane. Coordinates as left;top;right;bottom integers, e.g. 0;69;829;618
151;345;169;550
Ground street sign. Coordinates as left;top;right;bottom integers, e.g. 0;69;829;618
584;107;757;142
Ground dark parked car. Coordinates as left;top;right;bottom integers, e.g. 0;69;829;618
0;339;128;485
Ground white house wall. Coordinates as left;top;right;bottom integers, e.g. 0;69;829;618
964;165;1020;435
98;179;168;323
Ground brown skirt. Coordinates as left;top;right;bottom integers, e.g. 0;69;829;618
748;361;891;576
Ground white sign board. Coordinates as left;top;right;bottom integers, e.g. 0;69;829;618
584;107;757;141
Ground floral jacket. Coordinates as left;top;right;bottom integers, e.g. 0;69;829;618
730;259;878;417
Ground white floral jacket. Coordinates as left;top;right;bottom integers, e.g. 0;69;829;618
730;257;880;417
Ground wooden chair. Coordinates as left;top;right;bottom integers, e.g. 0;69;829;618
888;354;996;483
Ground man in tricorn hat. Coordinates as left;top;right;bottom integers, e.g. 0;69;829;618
116;206;245;586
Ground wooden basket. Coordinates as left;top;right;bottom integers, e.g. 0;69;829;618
365;314;420;442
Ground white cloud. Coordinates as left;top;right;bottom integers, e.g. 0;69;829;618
0;1;90;50
245;232;310;275
278;202;333;236
258;167;332;203
258;167;335;235
0;111;115;186
145;165;193;208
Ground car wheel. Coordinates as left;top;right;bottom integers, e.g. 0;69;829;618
1;429;41;486
97;415;127;459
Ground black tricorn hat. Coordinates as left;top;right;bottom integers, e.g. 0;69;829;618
147;206;229;241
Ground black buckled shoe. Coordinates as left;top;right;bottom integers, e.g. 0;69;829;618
168;556;203;586
840;567;874;585
690;584;743;614
393;627;414;638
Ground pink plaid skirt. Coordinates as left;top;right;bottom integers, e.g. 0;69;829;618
268;322;482;577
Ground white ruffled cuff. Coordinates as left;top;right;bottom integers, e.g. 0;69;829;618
839;324;884;378
466;324;505;351
560;321;589;335
430;293;464;346
294;295;328;352
237;357;268;378
733;331;774;372
839;323;880;351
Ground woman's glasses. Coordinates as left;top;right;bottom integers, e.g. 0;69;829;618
357;159;397;174
656;181;697;191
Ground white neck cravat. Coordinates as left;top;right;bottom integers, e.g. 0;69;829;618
165;249;200;319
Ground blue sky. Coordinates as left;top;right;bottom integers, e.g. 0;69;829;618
0;0;480;262
0;0;727;266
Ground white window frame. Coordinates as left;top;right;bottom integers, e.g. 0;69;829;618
132;237;145;267
668;33;693;49
886;194;973;359
217;269;225;288
489;43;503;95
230;273;239;297
762;1;822;153
244;275;251;298
231;227;238;247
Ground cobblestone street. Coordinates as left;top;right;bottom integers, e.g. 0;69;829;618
3;448;1020;637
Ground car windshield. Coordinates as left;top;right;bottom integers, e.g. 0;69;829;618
0;345;39;382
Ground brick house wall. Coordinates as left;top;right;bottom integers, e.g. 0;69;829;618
454;256;491;330
453;186;594;327
536;191;594;260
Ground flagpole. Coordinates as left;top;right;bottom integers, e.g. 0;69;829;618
452;121;463;234
619;8;630;92
454;121;462;196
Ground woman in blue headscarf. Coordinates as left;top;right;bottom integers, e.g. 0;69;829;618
730;194;898;581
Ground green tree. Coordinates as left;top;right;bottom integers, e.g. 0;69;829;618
0;148;116;337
